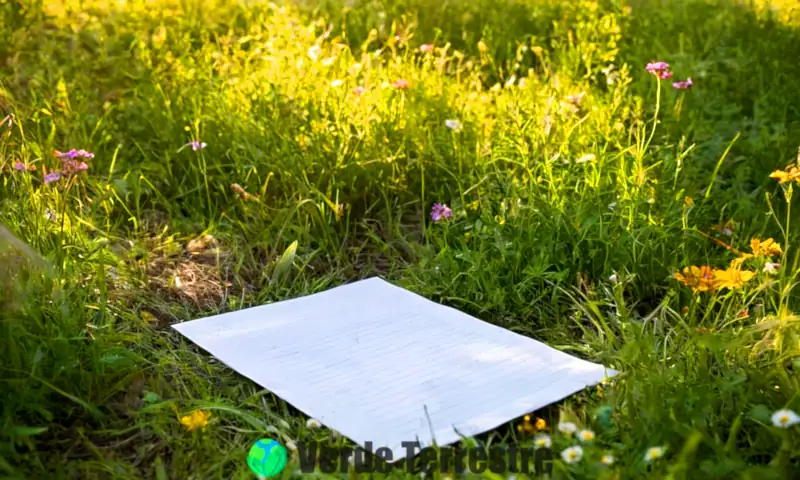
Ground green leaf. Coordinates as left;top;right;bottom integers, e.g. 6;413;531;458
273;240;298;282
142;391;161;404
747;404;771;424
12;426;48;437
154;456;169;480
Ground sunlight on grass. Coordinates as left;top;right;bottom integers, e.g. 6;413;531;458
2;0;800;477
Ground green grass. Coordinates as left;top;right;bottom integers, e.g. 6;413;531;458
2;0;800;477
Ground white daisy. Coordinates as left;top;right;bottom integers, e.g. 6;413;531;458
560;445;583;464
763;262;780;274
577;429;595;442
557;421;577;435
306;418;322;429
644;446;665;462
771;409;800;428
601;454;615;465
533;434;552;449
445;119;463;131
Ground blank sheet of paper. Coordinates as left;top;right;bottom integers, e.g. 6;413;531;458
173;277;615;460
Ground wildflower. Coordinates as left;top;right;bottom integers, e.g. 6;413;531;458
430;203;453;222
190;141;207;151
600;454;615;465
751;238;782;257
392;79;410;89
13;161;27;171
62;158;89;175
674;265;717;293
179;409;211;431
644;446;665;462
533;434;552;449
645;61;670;78
420;44;434;53
771;409;800;428
306;418;322;429
576;154;596;164
557;421;577;435
713;266;755;290
478;40;488;53
565;92;585;105
673;78;693;89
307;45;321;61
763;262;780;274
352;86;366;96
577;430;595;442
330;79;344;88
55;149;94;160
43;171;61;184
770;166;800;184
445;119;463;131
685;196;694;206
560;445;583;464
712;220;735;236
535;418;547;430
609;273;618;283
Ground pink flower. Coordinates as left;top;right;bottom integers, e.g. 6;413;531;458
352;86;366;96
645;61;670;75
659;70;673;80
673;77;693;89
419;44;433;53
392;79;410;89
430;203;453;222
43;171;61;184
13;161;26;171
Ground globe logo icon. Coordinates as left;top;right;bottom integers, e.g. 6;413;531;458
247;438;288;478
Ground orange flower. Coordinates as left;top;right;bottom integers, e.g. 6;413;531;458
750;238;782;257
674;265;717;293
769;166;800;184
713;267;755;290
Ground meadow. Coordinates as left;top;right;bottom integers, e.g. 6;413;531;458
2;0;800;477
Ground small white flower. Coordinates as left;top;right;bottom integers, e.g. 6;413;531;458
505;75;517;87
609;273;618;283
577;430;595;442
644;446;665;462
576;153;596;164
763;262;781;274
307;45;321;61
445;119;463;131
560;445;583;464
533;434;551;449
601;454;615;465
306;418;322;429
771;409;800;428
330;79;344;87
557;421;577;434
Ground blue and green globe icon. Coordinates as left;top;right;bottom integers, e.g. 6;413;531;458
247;438;287;478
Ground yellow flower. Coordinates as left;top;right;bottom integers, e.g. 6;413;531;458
769;166;800;184
524;415;531;422
180;409;211;431
713;267;755;290
673;265;717;293
684;196;693;206
750;238;782;257
578;430;595;442
535;418;547;430
477;40;488;53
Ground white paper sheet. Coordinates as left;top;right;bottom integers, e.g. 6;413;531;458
173;277;615;461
